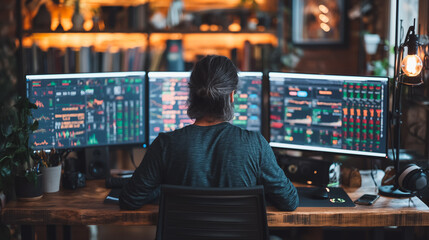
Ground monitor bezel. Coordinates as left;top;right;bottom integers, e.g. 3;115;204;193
268;72;389;158
26;71;148;150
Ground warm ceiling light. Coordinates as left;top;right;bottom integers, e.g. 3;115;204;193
318;14;329;23
401;54;423;77
320;23;330;32
319;4;329;14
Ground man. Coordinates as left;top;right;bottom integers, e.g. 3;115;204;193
120;55;298;211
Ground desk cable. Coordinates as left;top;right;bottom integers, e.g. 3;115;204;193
371;158;379;188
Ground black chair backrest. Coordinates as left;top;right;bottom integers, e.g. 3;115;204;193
156;184;269;240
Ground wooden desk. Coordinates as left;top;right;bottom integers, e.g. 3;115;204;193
2;175;429;228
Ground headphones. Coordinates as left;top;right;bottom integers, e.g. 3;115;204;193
398;164;428;193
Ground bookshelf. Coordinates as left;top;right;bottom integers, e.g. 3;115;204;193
20;0;281;74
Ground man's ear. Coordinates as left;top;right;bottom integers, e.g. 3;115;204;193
230;91;235;103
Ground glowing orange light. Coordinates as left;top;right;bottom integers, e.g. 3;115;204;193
228;22;241;32
210;25;219;31
318;14;329;23
319;4;329;14
61;18;73;31
83;19;94;32
51;18;60;31
320;23;331;32
401;54;423;77
200;24;209;31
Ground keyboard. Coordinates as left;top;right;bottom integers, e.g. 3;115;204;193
105;177;130;188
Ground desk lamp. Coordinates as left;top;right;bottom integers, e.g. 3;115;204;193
378;19;428;197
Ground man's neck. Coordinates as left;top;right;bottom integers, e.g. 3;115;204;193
194;117;225;126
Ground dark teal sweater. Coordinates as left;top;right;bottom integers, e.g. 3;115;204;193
120;122;299;211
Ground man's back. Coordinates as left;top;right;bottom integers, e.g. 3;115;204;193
120;122;298;211
160;122;264;187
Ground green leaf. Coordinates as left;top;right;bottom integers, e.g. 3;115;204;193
5;142;15;149
25;171;38;185
15;146;27;155
0;155;13;164
0;167;11;177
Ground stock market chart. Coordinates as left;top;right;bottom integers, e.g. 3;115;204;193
148;72;192;144
27;72;146;150
148;72;263;143
269;73;388;157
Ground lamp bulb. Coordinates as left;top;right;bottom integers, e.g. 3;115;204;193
401;54;423;77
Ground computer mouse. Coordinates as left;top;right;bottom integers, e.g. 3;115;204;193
311;187;330;199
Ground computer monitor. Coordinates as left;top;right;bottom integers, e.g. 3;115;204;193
148;72;192;144
26;72;147;150
232;72;263;132
148;72;263;143
269;72;388;157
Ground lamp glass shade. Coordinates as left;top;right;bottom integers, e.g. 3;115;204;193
401;54;423;77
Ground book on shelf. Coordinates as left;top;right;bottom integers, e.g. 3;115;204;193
23;40;274;74
100;4;147;32
23;45;147;74
237;42;273;71
166;39;184;71
128;4;147;31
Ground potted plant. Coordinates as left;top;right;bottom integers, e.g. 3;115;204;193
0;96;42;201
39;149;62;193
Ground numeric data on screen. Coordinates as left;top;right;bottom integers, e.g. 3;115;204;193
148;72;263;143
27;74;146;149
270;74;388;157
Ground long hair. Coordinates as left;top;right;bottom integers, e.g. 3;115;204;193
187;55;238;121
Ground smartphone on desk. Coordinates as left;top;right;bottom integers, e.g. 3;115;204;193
354;194;380;205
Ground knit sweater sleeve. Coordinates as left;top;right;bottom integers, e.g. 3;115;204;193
119;136;164;210
258;135;299;211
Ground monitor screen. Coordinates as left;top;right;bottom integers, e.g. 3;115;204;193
232;72;263;131
26;72;147;150
148;72;192;144
148;72;263;143
269;72;388;157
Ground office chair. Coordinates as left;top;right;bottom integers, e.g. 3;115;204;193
156;184;269;240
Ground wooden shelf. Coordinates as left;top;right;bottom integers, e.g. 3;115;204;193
23;33;148;51
24;29;276;35
24;30;148;34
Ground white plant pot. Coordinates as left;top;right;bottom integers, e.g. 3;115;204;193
41;165;62;193
364;34;381;55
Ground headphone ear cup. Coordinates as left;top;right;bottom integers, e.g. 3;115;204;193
399;164;428;192
411;170;428;191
